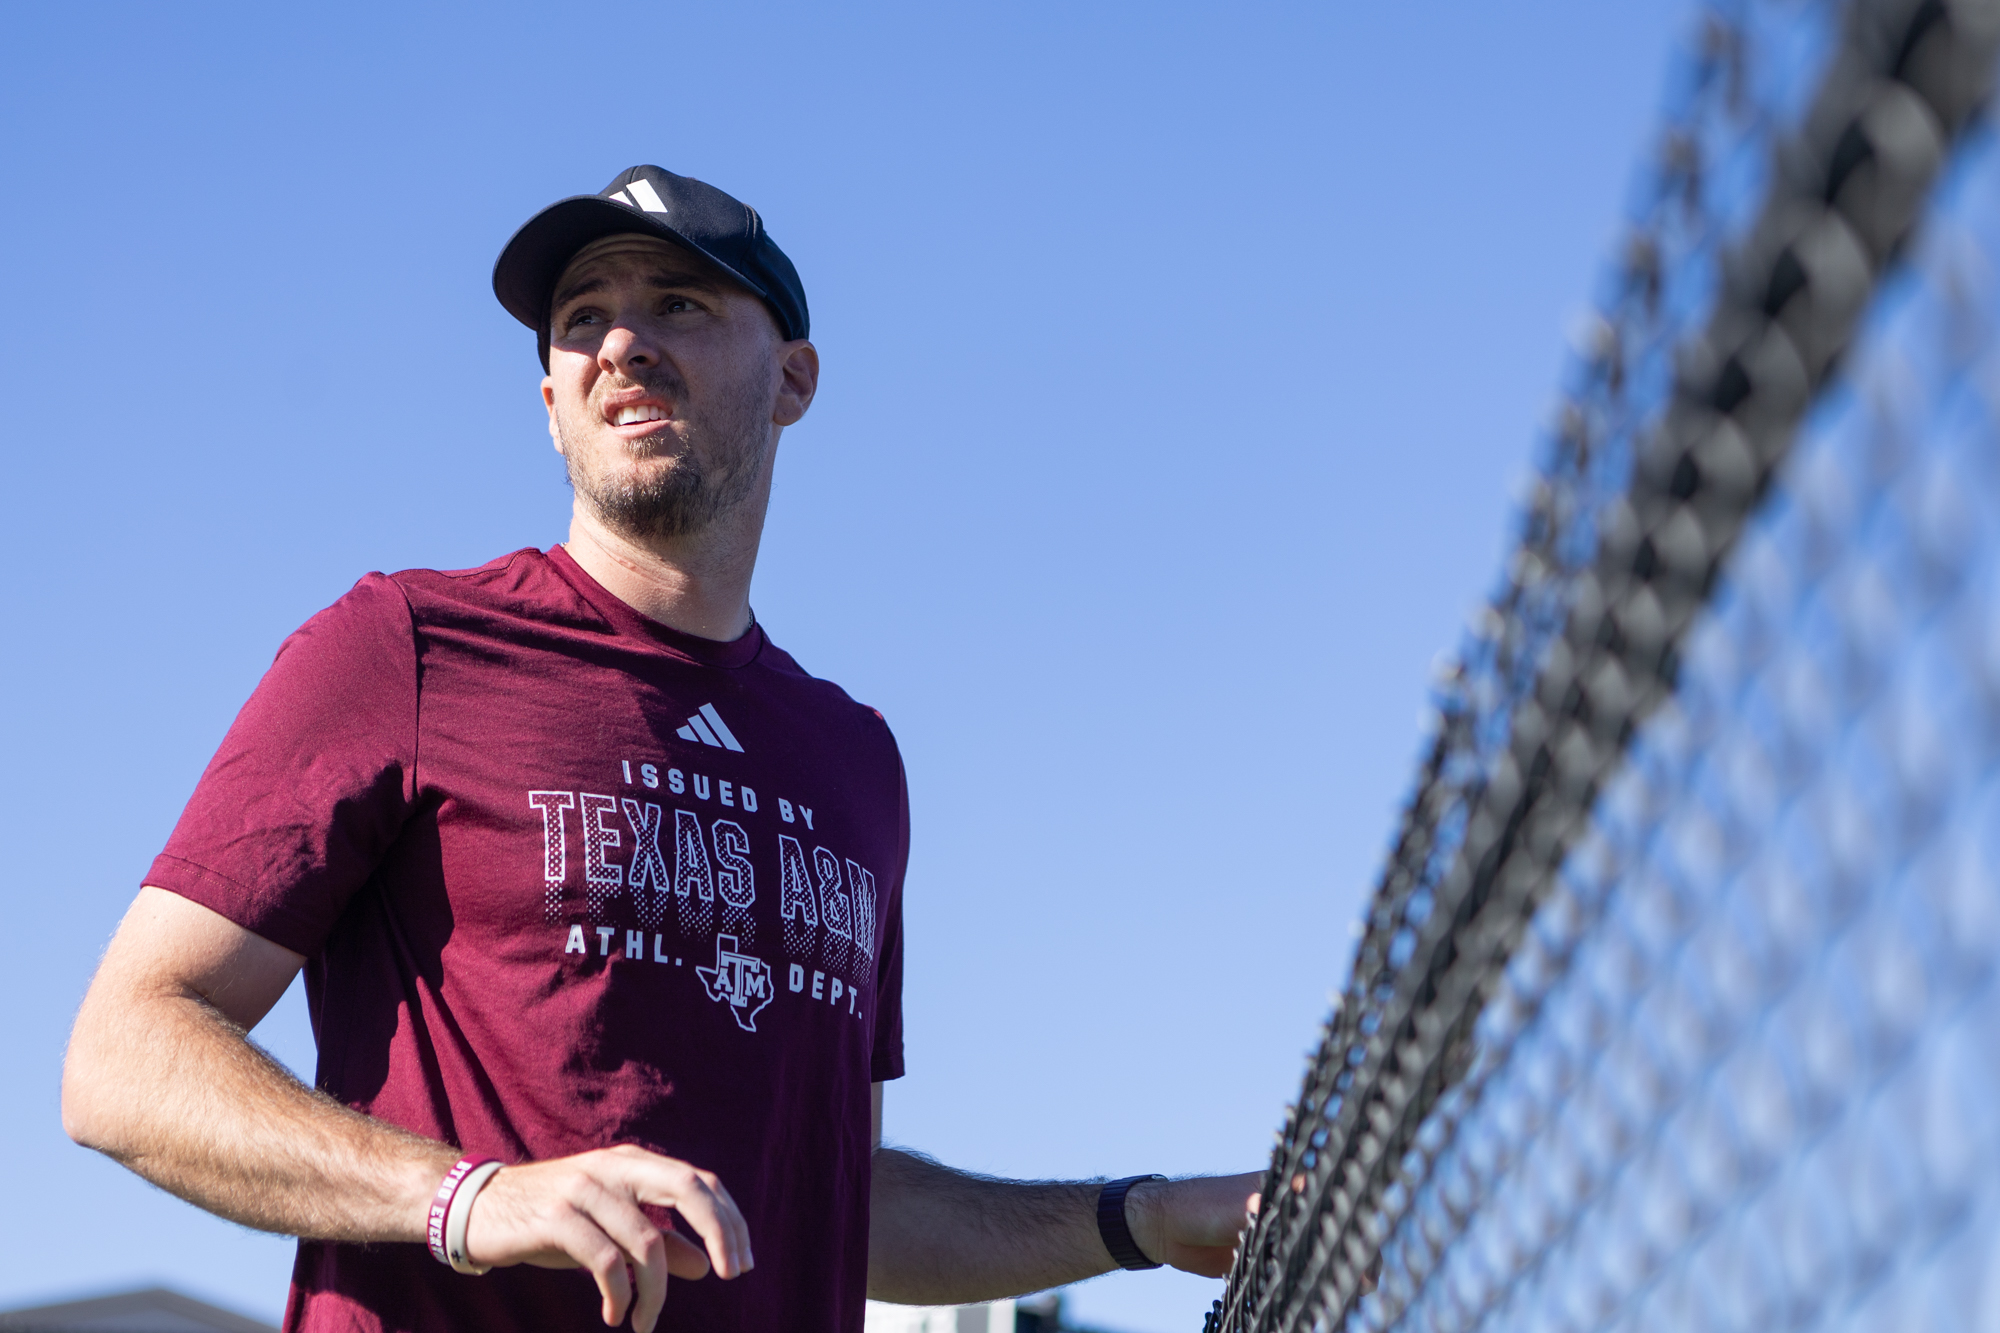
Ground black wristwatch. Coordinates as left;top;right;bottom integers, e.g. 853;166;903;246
1097;1174;1166;1270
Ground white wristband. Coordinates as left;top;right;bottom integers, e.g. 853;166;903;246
443;1160;504;1275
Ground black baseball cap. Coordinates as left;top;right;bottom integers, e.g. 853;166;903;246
492;164;810;369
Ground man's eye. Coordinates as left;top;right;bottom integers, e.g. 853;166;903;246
664;297;695;313
563;309;602;331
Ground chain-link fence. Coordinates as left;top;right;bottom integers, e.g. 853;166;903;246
1209;2;2000;1329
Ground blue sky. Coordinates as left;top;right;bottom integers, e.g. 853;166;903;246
0;2;1681;1328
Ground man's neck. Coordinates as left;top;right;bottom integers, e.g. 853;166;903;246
561;502;764;642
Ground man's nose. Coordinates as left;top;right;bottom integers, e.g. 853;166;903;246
598;324;659;376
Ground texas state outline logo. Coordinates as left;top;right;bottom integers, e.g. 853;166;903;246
696;933;774;1032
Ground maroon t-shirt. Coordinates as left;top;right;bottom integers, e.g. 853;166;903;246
147;546;907;1333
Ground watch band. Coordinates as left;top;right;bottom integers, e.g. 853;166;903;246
1097;1174;1166;1271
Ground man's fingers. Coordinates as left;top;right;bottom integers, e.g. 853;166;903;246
661;1229;711;1280
708;1175;755;1273
651;1168;748;1279
629;1255;668;1333
539;1208;637;1328
1165;1241;1238;1278
569;1181;672;1333
687;1168;752;1276
603;1149;751;1280
459;1145;750;1322
488;1179;667;1330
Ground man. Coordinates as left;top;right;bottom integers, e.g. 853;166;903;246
62;165;1256;1332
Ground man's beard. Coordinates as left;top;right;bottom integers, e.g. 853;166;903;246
556;365;771;542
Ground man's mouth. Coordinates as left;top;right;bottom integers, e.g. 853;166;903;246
609;403;669;427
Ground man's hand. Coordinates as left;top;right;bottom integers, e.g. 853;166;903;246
1126;1174;1260;1276
463;1145;752;1333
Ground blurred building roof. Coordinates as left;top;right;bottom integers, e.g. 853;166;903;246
0;1288;276;1333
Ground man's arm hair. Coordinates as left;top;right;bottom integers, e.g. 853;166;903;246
866;1085;1256;1306
868;1148;1113;1305
63;887;752;1333
62;886;453;1239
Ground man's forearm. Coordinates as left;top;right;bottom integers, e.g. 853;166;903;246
65;888;754;1333
867;1148;1116;1305
64;984;452;1243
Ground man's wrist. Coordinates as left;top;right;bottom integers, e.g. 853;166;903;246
403;1149;470;1245
1098;1175;1166;1271
1127;1177;1171;1267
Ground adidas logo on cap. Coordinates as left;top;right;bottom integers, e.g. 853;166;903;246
677;703;744;752
606;178;670;214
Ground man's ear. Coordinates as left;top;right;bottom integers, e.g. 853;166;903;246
773;341;820;428
542;376;564;453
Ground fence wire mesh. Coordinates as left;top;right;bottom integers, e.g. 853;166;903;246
1208;2;2000;1330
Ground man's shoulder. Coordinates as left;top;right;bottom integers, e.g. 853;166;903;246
280;551;600;676
384;546;557;603
379;547;609;633
753;639;900;750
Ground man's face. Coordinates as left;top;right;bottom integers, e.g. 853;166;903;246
542;233;804;543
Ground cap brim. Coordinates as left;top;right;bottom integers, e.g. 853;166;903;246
490;194;776;335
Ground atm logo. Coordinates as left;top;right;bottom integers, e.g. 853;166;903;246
696;934;773;1032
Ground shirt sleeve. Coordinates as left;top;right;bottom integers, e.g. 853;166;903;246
145;573;420;957
869;741;910;1083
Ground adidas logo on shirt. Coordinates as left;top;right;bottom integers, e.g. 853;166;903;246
677;703;744;752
